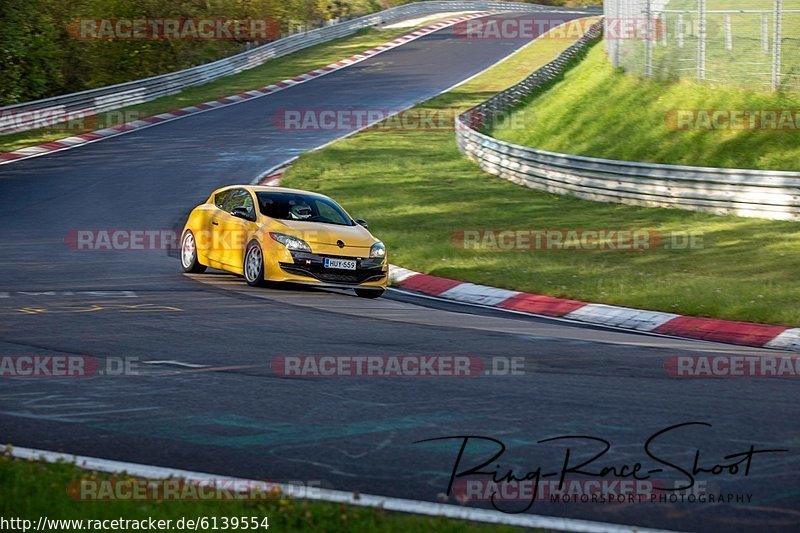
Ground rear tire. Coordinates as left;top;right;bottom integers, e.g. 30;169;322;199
244;241;266;287
355;288;384;299
180;230;206;273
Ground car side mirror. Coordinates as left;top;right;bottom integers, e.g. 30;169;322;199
231;207;255;221
355;219;368;228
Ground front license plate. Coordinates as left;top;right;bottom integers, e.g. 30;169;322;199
324;258;357;270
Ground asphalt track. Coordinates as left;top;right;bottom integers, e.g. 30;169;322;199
0;12;799;533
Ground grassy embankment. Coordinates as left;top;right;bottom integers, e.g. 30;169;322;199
489;43;800;170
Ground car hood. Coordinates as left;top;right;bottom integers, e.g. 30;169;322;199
272;219;377;248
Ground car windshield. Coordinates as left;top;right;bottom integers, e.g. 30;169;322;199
256;191;354;226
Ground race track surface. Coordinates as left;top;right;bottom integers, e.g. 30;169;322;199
0;12;798;533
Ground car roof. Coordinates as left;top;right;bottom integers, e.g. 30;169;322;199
213;185;331;199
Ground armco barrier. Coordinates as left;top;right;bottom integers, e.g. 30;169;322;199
0;1;598;135
455;21;800;222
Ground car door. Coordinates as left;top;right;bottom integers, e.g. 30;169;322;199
215;188;258;270
204;189;231;265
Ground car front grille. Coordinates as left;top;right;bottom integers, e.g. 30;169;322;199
279;252;385;285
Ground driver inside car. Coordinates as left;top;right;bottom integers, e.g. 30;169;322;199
288;203;313;220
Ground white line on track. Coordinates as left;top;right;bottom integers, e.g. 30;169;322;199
141;360;210;368
2;445;682;533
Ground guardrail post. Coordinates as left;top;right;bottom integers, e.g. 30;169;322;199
606;0;620;67
725;14;732;51
697;0;706;81
772;0;783;90
645;0;653;76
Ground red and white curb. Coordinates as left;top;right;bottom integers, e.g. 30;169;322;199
256;160;295;186
254;174;799;352
389;266;800;352
0;13;490;167
2;445;677;533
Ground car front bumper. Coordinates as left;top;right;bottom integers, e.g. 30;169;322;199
275;251;387;288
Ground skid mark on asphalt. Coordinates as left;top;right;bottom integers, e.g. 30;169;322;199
90;412;476;449
0;382;179;422
0;303;182;315
1;291;137;298
0;389;161;423
1;406;161;423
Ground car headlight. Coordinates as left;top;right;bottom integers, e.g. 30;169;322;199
370;242;386;258
270;232;311;252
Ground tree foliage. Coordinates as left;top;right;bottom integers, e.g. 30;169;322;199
0;0;596;105
0;0;383;105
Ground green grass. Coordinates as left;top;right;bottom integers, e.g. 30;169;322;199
281;18;800;326
488;42;800;170
0;451;527;532
0;26;431;154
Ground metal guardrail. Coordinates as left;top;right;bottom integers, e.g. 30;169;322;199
0;1;599;135
455;20;800;221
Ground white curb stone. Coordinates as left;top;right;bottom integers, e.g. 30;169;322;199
438;283;521;306
765;328;800;351
56;136;87;146
388;265;419;284
565;304;680;332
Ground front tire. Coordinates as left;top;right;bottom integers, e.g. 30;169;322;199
180;230;206;273
244;241;266;286
355;288;384;299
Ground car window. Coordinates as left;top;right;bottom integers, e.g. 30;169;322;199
240;191;255;213
214;190;230;209
256;192;353;226
317;201;343;222
222;189;254;214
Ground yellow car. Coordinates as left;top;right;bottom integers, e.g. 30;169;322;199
180;185;387;298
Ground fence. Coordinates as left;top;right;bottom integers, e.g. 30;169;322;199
604;0;800;91
455;21;800;221
0;1;599;136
